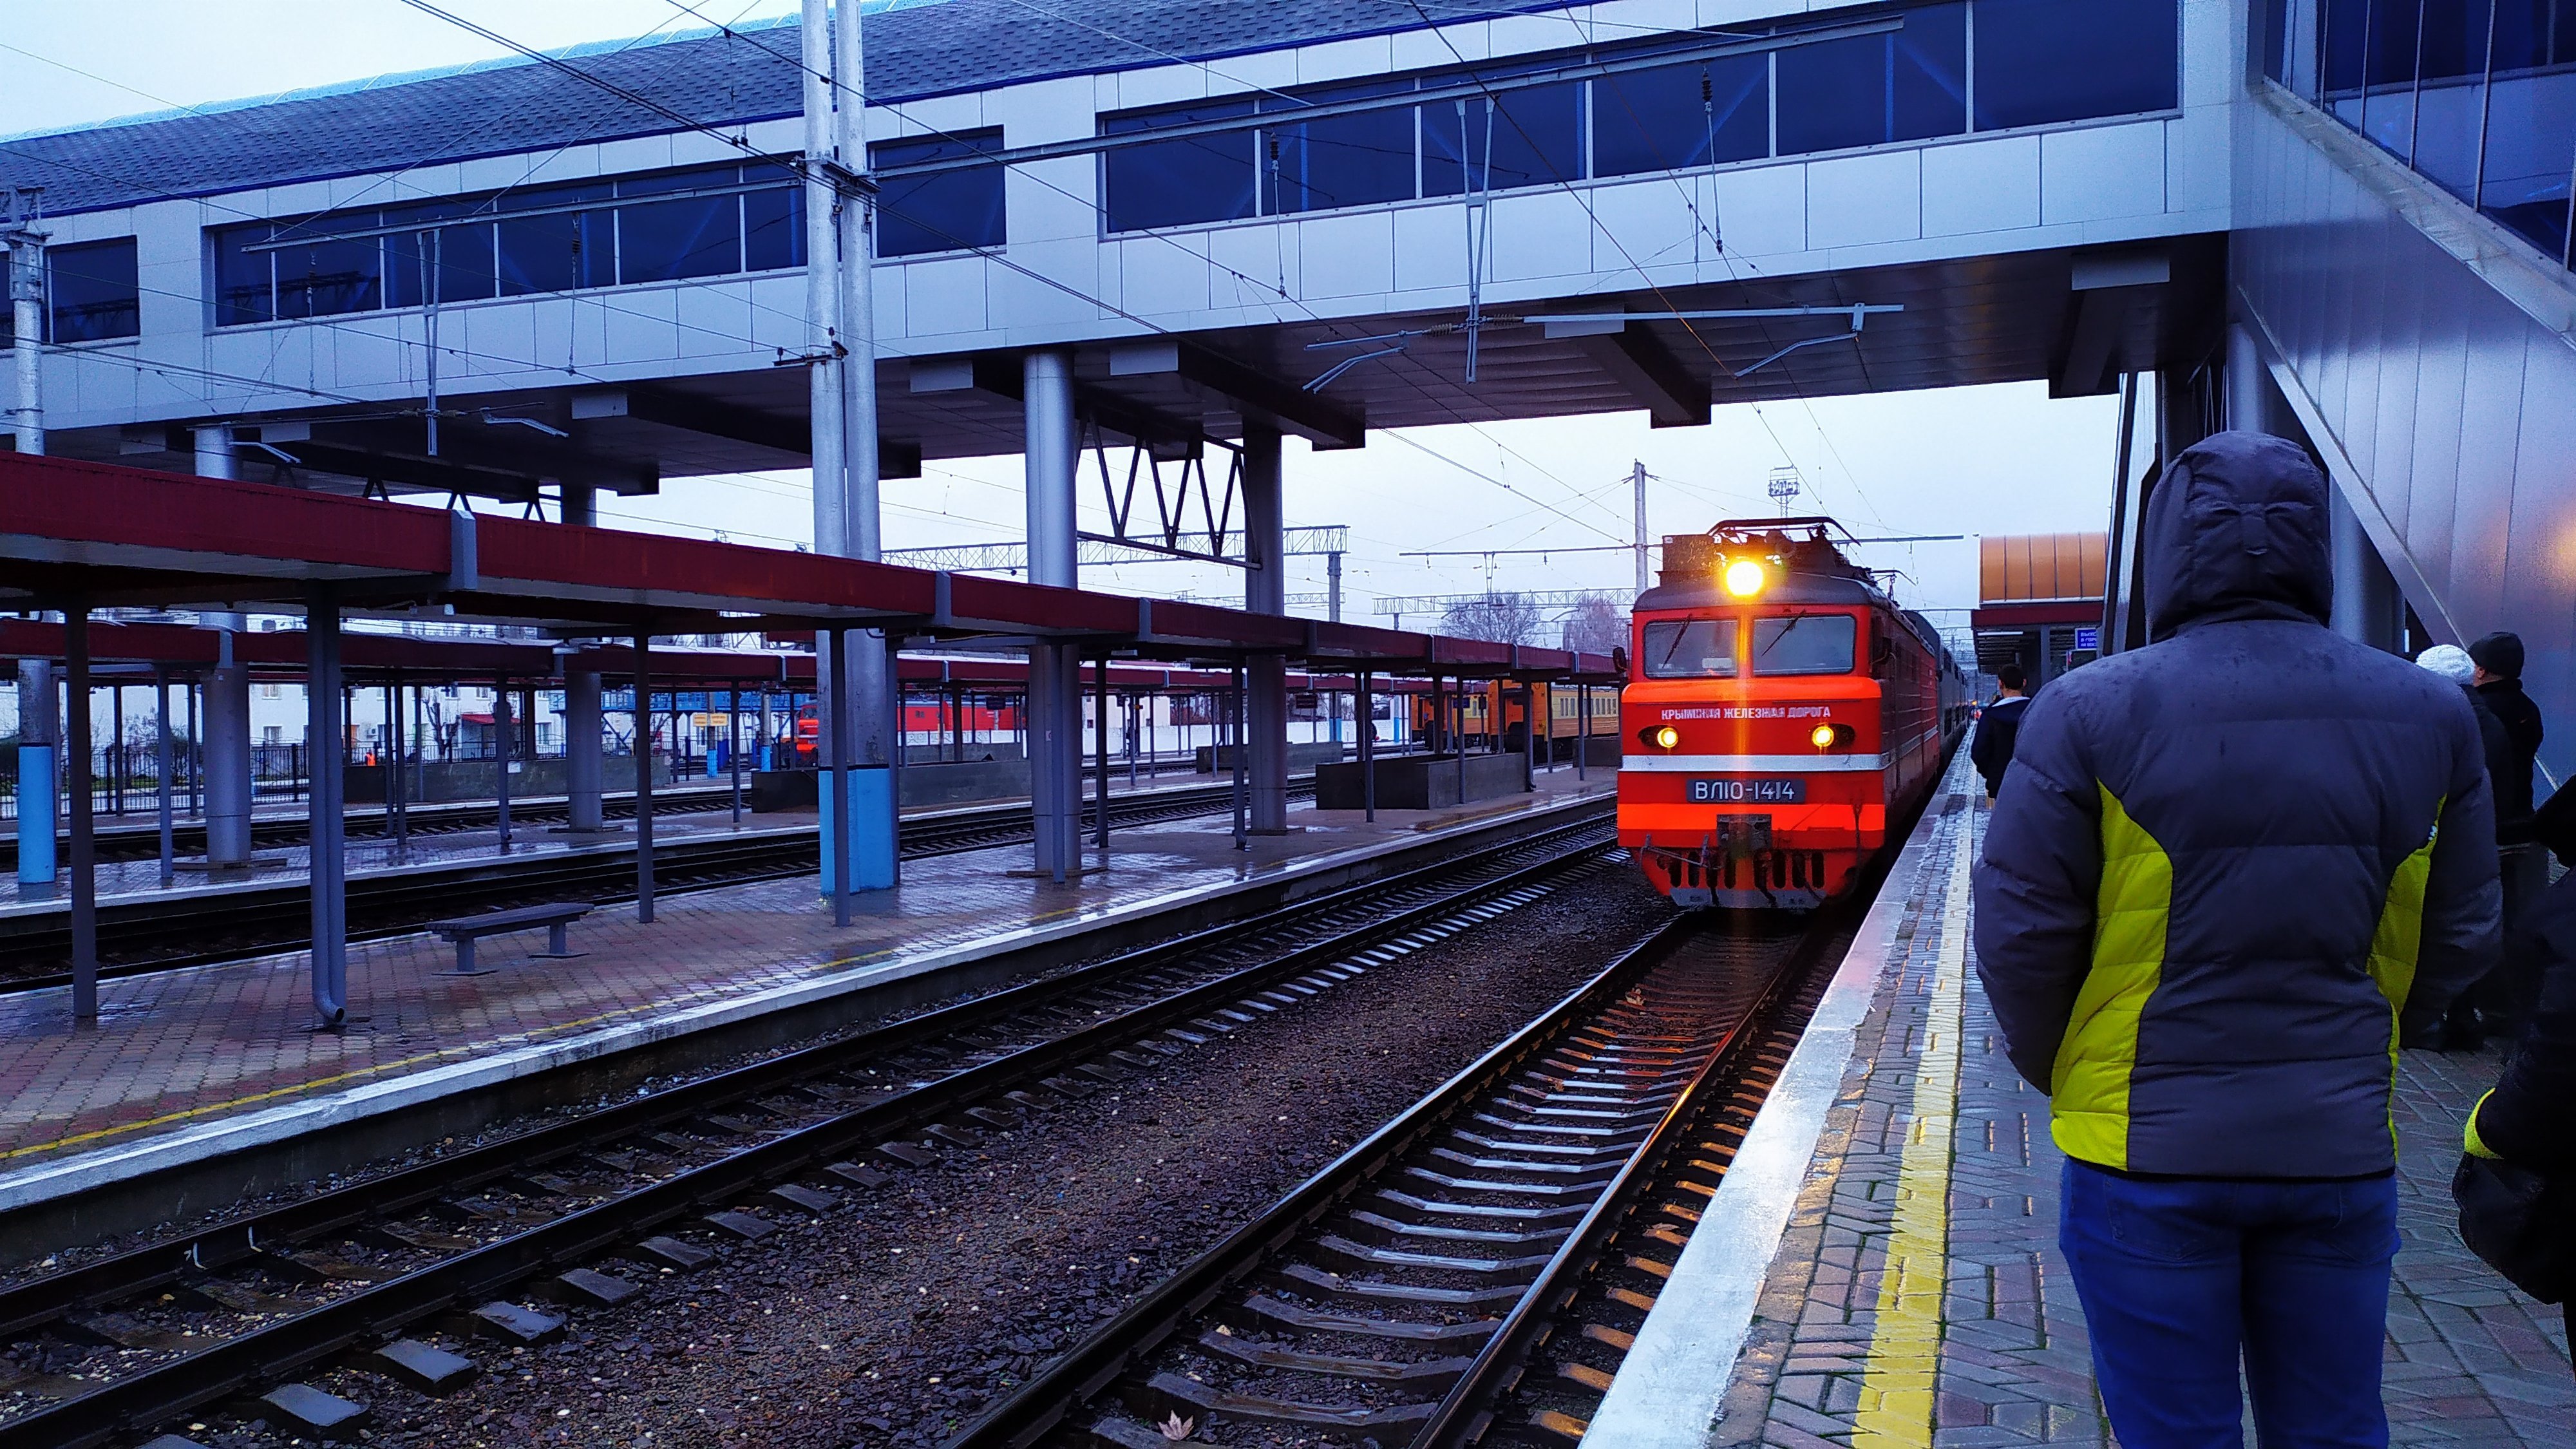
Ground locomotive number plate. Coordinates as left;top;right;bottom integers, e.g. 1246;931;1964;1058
1688;777;1808;804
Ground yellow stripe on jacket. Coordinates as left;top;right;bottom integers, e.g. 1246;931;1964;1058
2049;784;2172;1170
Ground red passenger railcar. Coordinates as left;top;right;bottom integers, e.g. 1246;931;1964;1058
1618;518;1967;910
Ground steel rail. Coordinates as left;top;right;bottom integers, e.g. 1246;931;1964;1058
0;810;1612;1449
940;908;1704;1449
1409;916;1839;1443
0;779;1318;987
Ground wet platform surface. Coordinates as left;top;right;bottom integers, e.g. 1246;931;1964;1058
0;768;1610;1200
1586;757;2574;1448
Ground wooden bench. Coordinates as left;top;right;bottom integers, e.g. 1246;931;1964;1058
426;902;592;977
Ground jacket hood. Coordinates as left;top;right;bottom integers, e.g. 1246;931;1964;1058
2143;431;2333;640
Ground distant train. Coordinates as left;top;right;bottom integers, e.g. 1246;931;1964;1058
1404;678;1621;758
1618;518;1969;911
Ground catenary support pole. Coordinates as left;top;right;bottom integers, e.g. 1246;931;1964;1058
6;217;44;457
832;0;896;886
305;585;348;1027
1577;685;1588;782
634;633;656;924
1231;667;1249;853
196;426;254;870
384;673;406;850
15;659;56;895
64;607;95;1021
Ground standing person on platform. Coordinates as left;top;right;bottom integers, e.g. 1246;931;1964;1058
1973;431;2501;1448
1971;665;2032;800
2414;644;2524;1050
2471;631;2550;1034
2458;866;2576;1375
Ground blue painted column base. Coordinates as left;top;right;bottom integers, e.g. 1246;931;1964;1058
15;744;56;887
818;765;898;893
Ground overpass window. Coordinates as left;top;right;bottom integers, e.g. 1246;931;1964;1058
2482;0;2576;261
1971;0;2178;130
46;238;140;343
2273;0;2576;265
1593;53;1770;179
872;129;1005;256
274;234;382;319
1777;3;1967;154
1425;71;1585;196
1103;100;1258;231
207;161;808;328
1264;79;1420;214
616;171;745;284
495;184;614;298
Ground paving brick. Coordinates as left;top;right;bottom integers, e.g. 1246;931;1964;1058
0;784;1603;1167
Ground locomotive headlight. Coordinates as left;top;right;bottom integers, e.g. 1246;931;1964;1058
1722;558;1767;598
1809;723;1857;750
1651;725;1680;750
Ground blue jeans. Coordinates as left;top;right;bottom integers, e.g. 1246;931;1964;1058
2058;1159;2400;1449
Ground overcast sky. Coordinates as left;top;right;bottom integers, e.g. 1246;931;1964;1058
1;1;2132;644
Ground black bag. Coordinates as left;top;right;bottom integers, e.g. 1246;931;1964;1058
2453;1153;2575;1304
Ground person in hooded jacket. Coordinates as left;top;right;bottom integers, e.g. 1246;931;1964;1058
1974;432;2501;1448
1971;664;2032;799
2409;646;2519;1049
2468;630;2549;1037
2461;866;2576;1373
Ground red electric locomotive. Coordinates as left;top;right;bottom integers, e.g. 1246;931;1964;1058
1617;518;1967;910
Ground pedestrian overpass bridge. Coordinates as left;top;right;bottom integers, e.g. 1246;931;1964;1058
5;0;2574;776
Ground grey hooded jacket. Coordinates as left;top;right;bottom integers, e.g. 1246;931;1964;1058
1972;431;2500;1178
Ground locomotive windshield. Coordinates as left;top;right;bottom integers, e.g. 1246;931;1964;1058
1751;613;1858;676
1640;618;1739;677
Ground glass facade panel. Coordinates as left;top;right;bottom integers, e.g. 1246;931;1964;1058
1103;101;1258;231
1777;3;1967;154
743;185;804;271
2275;0;2576;274
47;237;140;343
274;236;381;319
2418;0;2496;198
211;160;802;327
1264;80;1419;214
616;194;743;283
213;225;274;326
1424;81;1585;196
873;129;1007;256
2485;0;2576;259
1593;54;1770;178
1973;0;2178;129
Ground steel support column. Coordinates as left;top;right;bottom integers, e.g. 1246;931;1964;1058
1358;670;1376;823
827;626;854;926
1026;348;1081;880
64;611;94;1019
305;586;348;1027
155;664;174;888
634;634;656;923
560;483;607;833
198;425;255;870
1242;424;1289;834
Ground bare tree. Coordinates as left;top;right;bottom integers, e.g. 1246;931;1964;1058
1439;591;1542;646
1560;594;1629;656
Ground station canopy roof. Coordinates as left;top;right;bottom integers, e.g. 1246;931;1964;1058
0;453;1616;682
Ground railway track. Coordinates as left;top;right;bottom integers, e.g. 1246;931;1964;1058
945;906;1846;1448
0;779;1315;989
0;784;738;871
0;809;1612;1449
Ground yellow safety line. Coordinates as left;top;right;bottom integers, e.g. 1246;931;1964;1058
1852;807;1975;1448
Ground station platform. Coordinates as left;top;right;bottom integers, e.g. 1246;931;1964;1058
0;764;1612;1251
1586;759;2574;1448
